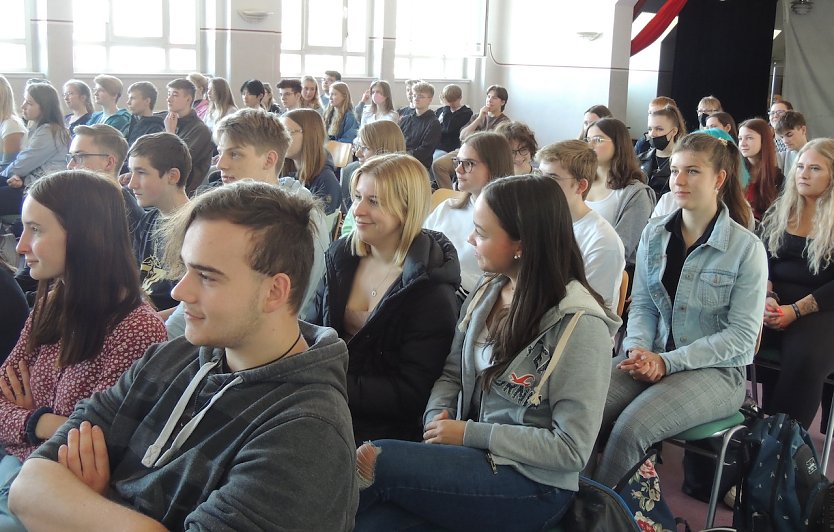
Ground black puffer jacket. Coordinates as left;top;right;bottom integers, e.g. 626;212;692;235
311;229;461;445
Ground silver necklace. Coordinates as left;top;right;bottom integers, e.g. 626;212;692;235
370;264;398;298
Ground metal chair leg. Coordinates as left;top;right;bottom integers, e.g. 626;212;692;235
823;391;834;473
706;425;747;529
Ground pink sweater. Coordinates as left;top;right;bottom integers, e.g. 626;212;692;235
0;303;167;460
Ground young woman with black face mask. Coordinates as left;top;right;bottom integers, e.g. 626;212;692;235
639;105;687;197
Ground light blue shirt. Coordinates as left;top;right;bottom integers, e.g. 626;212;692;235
623;204;767;374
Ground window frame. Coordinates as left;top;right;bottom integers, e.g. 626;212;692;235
0;0;34;72
72;0;200;74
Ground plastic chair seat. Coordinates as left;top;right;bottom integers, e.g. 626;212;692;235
671;411;746;441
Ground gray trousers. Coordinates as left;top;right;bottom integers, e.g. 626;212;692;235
593;355;745;487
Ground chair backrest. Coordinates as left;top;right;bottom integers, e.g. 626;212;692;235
430;189;466;213
324;210;342;241
325;140;353;168
617;270;629;317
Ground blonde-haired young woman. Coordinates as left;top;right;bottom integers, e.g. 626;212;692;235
759;138;834;428
0;76;26;169
310;153;461;446
299;75;324;115
324;81;359;143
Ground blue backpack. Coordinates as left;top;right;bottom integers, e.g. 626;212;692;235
732;413;834;531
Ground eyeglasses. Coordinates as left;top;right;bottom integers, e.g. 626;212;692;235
697;108;719;114
584;136;609;145
511;148;530;158
768;110;787;117
452;158;478;173
66;153;110;165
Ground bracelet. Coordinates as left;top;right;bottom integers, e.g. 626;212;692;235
25;406;54;445
767;290;780;304
791;303;802;319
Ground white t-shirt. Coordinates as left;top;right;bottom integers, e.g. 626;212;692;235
572;209;625;313
0;116;27;141
652;192;677;219
424;196;481;295
586;187;627;227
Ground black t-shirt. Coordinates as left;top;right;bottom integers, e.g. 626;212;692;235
133;208;179;311
768;232;834;311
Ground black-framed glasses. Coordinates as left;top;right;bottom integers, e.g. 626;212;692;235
66;153;110;165
452;158;478;173
511;148;530;158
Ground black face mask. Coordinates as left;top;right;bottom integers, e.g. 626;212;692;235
649;133;670;151
699;112;709;128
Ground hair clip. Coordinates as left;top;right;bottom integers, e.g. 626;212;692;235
718;138;728;146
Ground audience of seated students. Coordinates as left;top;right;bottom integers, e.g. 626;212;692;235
240;79;266;109
325;82;359;144
706;111;738;142
585;117;655;272
0;259;27;362
398;82;441;171
639;104;687;198
277;78;303;114
424;132;514;298
204;77;237;131
769;99;793;155
88;75;131;136
9;181;359;531
310;153;460;445
341;120;406;217
68;124;144;233
496;121;538;175
261;82;281;114
0;77;26;170
591;132;764;487
354;174;620;531
187;72;210;121
758;138;834;430
164;78;214;196
538;140;625;313
0;83;69;217
0;171;167;528
320;70;341;109
281;109;342;214
355;80;398;126
166;108;329;337
396;79;422;118
653;128;753;226
696;95;722;129
634;96;678;155
580;104;613;140
775;110;809;173
432;85;511;189
739;118;784;221
60;79;93;137
433;83;473;159
122;81;165;173
300;75;325;115
127;133;191;317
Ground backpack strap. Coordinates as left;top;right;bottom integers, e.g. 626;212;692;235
528;311;584;406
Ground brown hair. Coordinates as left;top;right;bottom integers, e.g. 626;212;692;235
536;140;598;200
495;121;538;158
26;171;142;367
284;108;326;186
129;132;192;188
649;105;687;142
452;132;514;209
74;124;129;172
739;118;781;216
589;118;646;189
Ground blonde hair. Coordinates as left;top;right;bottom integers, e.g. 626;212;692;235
207;77;237;124
536;140;598;200
349;154;431;267
411;82;434;99
358;120;406;154
761;138;834;274
324;82;352;138
187;72;209;96
300;75;323;111
0;75;17;122
93;74;124;102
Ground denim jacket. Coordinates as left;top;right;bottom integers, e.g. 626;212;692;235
623;204;767;374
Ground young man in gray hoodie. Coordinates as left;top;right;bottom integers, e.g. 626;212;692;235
9;181;358;530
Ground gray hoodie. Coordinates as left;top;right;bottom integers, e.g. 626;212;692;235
424;277;621;491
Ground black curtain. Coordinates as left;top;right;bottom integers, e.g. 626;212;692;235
665;0;778;132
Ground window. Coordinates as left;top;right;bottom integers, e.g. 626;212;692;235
394;0;485;79
279;0;370;77
72;0;198;73
0;1;32;71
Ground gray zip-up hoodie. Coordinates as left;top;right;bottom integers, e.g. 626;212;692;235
424;277;621;492
30;322;358;531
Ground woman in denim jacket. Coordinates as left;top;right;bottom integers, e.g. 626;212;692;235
353;174;621;531
593;133;768;486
